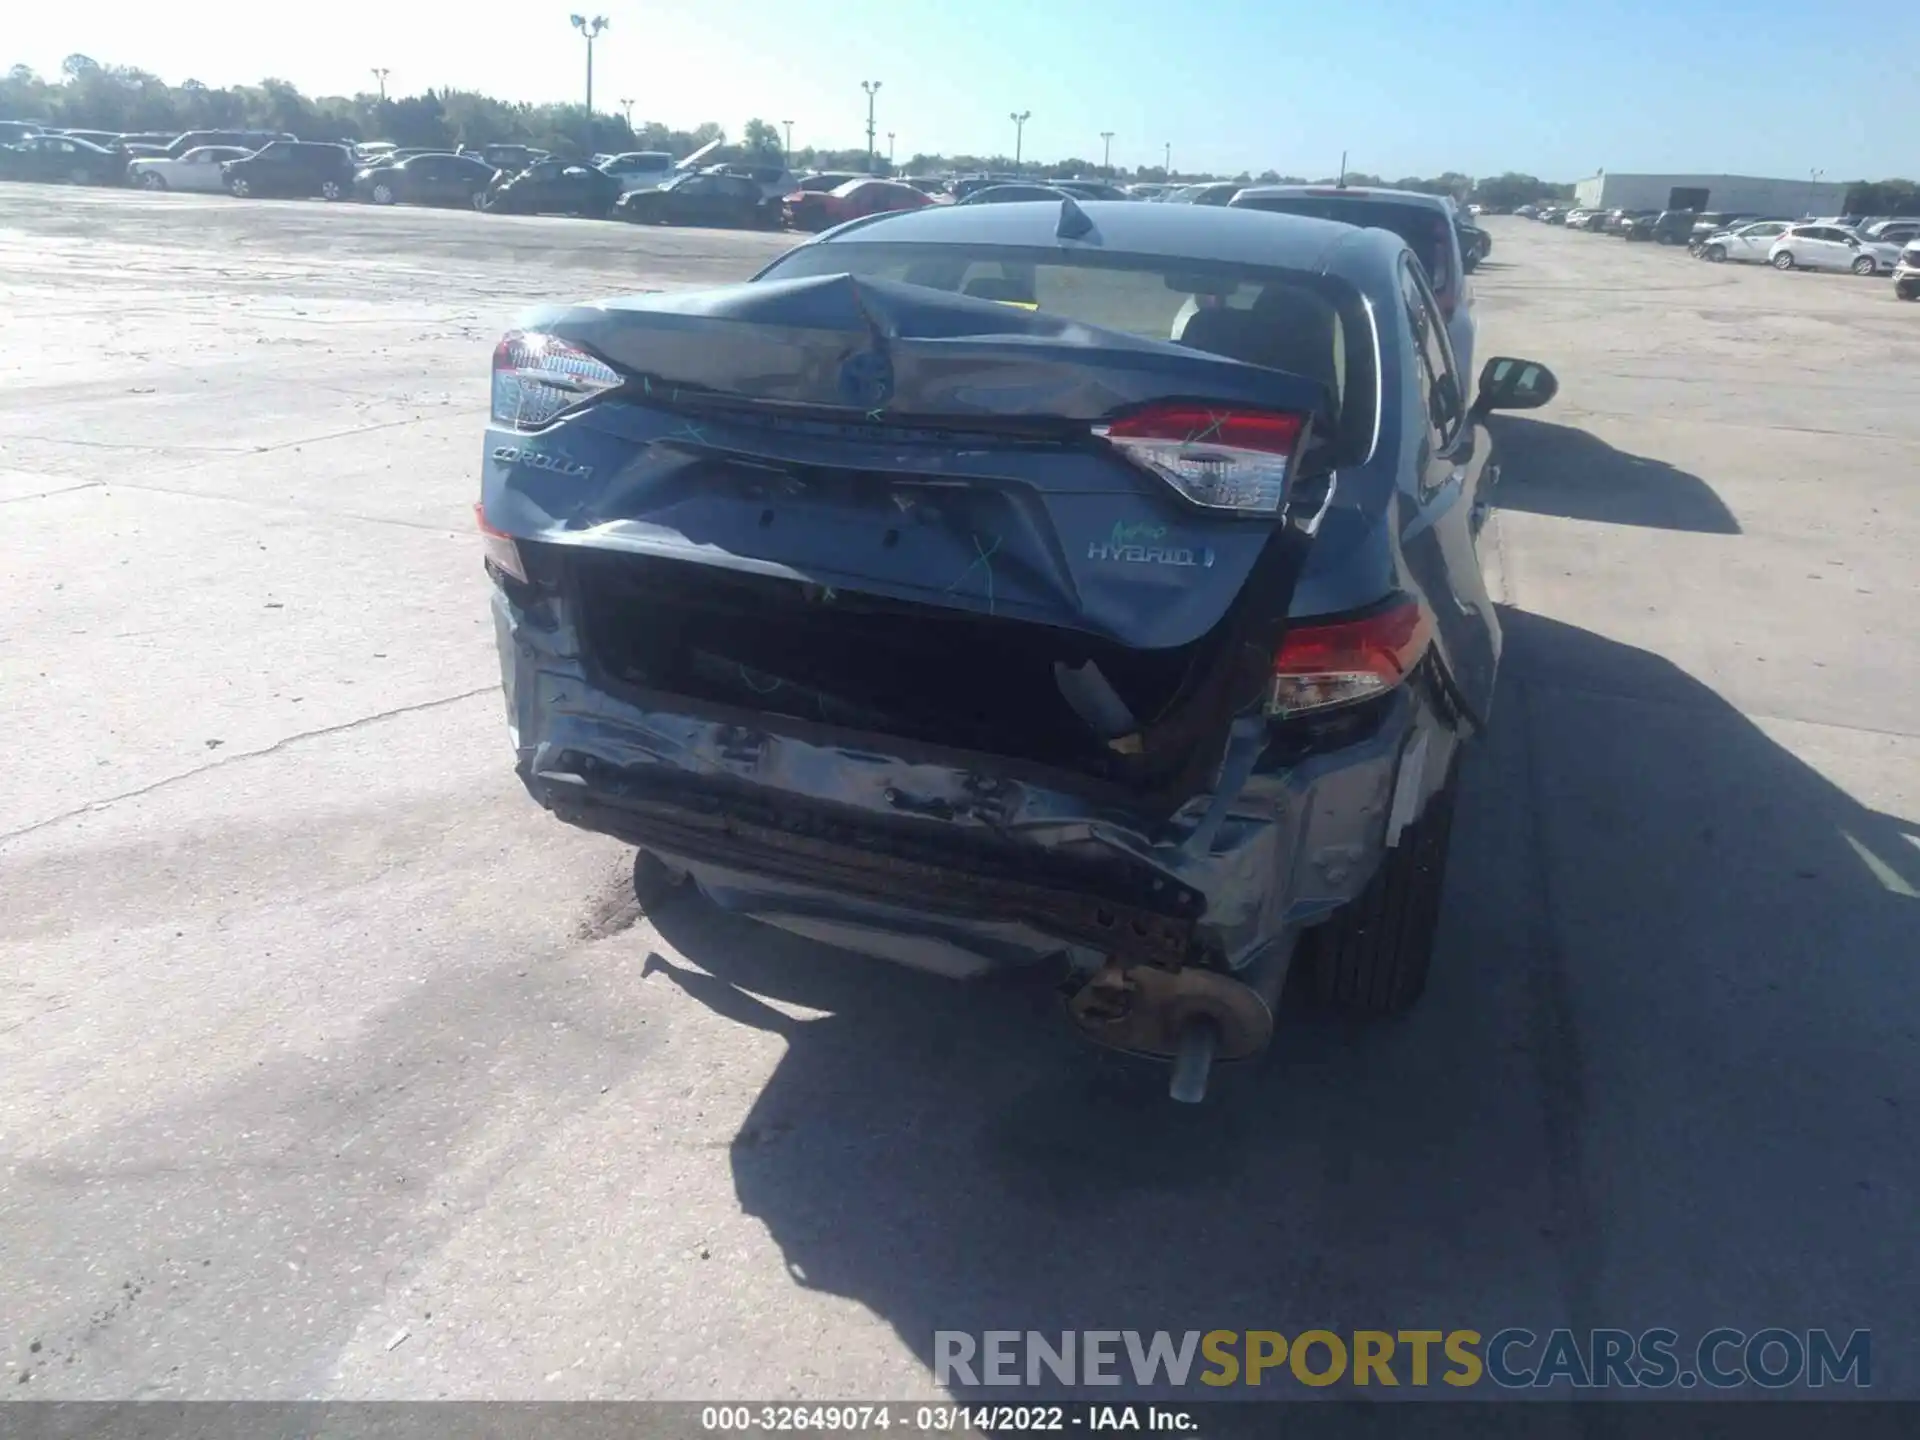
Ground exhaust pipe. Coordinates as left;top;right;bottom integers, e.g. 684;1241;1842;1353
1066;936;1296;1103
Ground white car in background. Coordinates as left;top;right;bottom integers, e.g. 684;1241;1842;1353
1768;223;1903;275
127;145;253;192
1697;218;1792;263
1894;242;1920;301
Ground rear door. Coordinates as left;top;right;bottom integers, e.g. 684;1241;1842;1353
1398;256;1499;721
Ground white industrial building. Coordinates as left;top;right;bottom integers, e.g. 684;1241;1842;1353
1573;172;1851;216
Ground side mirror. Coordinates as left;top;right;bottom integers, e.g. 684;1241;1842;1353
1473;357;1558;415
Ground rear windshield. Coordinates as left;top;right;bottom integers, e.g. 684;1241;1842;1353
1234;195;1454;292
756;240;1378;460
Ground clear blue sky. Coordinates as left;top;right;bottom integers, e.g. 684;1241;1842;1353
10;0;1917;178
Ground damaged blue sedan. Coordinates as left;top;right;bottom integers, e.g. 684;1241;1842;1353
479;198;1558;1100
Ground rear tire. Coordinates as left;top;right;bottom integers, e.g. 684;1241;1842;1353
319;179;345;201
371;182;395;205
1705;244;1726;262
1897;278;1920;301
632;849;688;912
1305;764;1460;1015
1851;255;1877;276
227;176;251;198
1772;251;1796;270
138;171;168;192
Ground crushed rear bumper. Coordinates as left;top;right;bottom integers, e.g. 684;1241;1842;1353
495;581;1443;982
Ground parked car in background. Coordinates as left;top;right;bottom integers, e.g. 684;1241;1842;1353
1861;218;1920;248
465;144;548;173
355;151;498;208
55;129;127;149
782;177;932;231
483;159;622;217
901;176;948;195
125;129;292;160
1230;183;1476;378
1126;182;1172;200
0;121;41;146
0;133;128;186
220;140;355;200
1696;218;1791;263
1049;179;1132;202
700;162;796;201
597;151;677;192
1167;181;1241;206
949;174;1017;200
956;183;1074;205
1539;206;1567;224
477;199;1560;1097
1619;210;1671;242
613;169;776;227
128;144;253;192
1893;241;1920;300
1768;223;1898;275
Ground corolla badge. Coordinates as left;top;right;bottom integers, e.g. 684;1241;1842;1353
1087;521;1214;568
837;349;895;409
492;445;593;480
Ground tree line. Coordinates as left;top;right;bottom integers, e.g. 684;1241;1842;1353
5;59;1913;214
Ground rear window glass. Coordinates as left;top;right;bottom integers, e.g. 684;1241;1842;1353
756;240;1376;458
1234;196;1453;290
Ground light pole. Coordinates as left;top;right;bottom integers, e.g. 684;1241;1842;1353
1010;110;1030;171
1808;167;1824;217
887;131;896;170
569;14;608;114
1163;141;1171;179
618;98;634;127
1100;130;1113;178
370;68;389;102
861;81;881;174
782;120;793;166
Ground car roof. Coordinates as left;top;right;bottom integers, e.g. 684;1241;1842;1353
1235;183;1456;214
805;198;1394;275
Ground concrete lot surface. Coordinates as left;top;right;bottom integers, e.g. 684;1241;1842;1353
1;190;1916;1399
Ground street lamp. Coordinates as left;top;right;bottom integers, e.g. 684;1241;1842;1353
1100;130;1113;178
861;81;881;174
1808;167;1825;217
1164;141;1171;179
569;14;608;114
1010;110;1030;171
370;68;389;102
887;131;895;169
618;98;635;127
782;120;793;166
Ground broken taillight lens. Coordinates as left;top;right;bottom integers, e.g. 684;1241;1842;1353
1095;403;1305;513
1267;600;1431;716
491;330;623;431
475;501;527;583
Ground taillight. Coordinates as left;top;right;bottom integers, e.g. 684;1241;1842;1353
1095;403;1305;513
491;330;622;431
1268;600;1431;716
475;501;527;583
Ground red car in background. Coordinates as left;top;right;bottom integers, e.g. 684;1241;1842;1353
782;178;933;232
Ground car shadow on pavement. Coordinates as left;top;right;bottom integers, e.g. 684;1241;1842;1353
646;605;1917;1402
1487;414;1740;534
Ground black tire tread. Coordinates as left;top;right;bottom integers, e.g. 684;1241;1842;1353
1308;772;1459;1014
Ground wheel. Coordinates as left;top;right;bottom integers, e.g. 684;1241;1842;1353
471;190;491;211
371;182;395;205
1304;761;1460;1014
1772;251;1795;270
1897;279;1920;301
1851;255;1877;276
319;179;344;201
67;166;91;184
226;176;251;198
138;171;168;192
1705;244;1726;262
631;849;688;912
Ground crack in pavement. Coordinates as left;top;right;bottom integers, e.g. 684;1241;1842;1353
0;687;495;848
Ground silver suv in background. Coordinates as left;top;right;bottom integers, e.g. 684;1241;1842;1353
1894;241;1920;301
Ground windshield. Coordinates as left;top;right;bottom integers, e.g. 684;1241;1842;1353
1234;195;1454;291
755;240;1375;455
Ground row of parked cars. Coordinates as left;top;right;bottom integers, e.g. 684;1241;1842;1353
1515;201;1920;298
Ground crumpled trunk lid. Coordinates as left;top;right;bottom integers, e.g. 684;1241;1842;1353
485;273;1329;653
